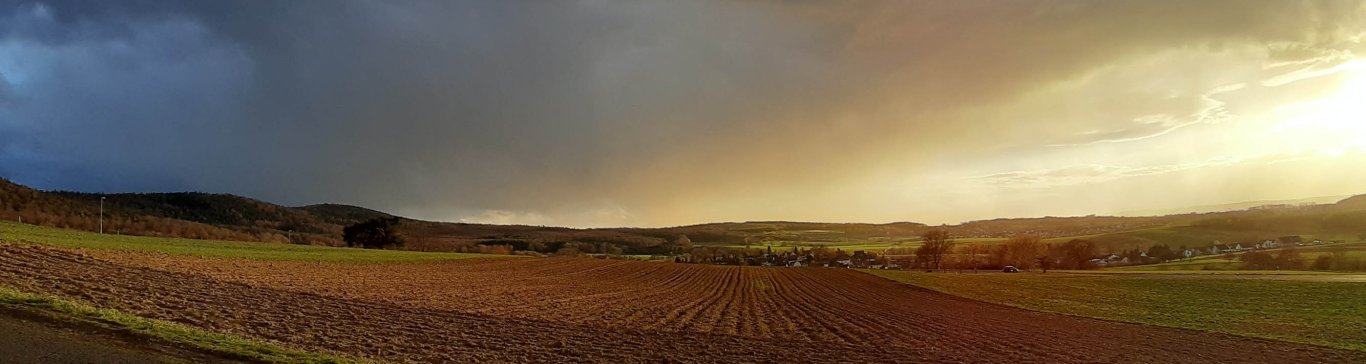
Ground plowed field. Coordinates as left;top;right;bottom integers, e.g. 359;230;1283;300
4;243;1364;363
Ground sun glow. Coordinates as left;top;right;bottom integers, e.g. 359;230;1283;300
1273;62;1366;156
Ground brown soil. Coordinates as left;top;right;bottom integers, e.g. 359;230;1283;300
3;244;1364;363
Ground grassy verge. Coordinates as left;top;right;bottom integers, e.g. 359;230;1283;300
866;270;1366;351
0;221;509;263
0;286;363;363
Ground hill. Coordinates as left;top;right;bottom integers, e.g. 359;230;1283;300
1116;195;1350;216
1;179;381;245
2;178;1363;255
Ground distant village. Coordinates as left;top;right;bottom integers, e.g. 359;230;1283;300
1088;236;1332;267
672;245;900;269
660;234;1340;271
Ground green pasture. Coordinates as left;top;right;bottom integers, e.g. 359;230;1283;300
867;270;1366;351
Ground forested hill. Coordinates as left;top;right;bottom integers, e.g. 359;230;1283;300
0;178;388;245
1;178;1363;253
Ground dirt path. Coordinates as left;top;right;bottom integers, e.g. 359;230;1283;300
2;244;1363;363
0;309;238;364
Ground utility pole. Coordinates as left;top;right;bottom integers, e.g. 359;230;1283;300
99;196;105;234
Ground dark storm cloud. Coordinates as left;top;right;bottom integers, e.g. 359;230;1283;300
1;0;878;218
0;70;11;104
1;0;1363;226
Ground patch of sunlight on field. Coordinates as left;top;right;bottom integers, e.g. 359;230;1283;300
0;221;508;263
867;270;1366;351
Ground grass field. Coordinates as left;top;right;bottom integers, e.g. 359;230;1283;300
0;221;503;263
866;270;1366;351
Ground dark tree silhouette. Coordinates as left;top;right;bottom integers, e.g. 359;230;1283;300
1147;244;1178;262
1275;246;1302;270
1240;251;1276;270
343;218;406;249
1058;239;1098;269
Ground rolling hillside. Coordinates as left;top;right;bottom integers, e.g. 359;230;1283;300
2;178;1363;255
1;179;387;246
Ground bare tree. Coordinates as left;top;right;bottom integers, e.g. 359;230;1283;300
919;230;955;272
958;244;984;273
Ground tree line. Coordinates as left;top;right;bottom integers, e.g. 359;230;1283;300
903;233;1103;272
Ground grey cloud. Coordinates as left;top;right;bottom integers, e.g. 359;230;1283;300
0;71;11;105
1;0;865;219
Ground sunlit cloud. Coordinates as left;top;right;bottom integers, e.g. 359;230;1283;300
457;210;555;226
1271;61;1366;155
976;157;1246;188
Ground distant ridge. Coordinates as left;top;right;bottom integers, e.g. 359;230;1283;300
1115;195;1351;216
2;178;1363;254
0;178;387;246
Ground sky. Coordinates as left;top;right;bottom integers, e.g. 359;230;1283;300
1;0;1365;227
